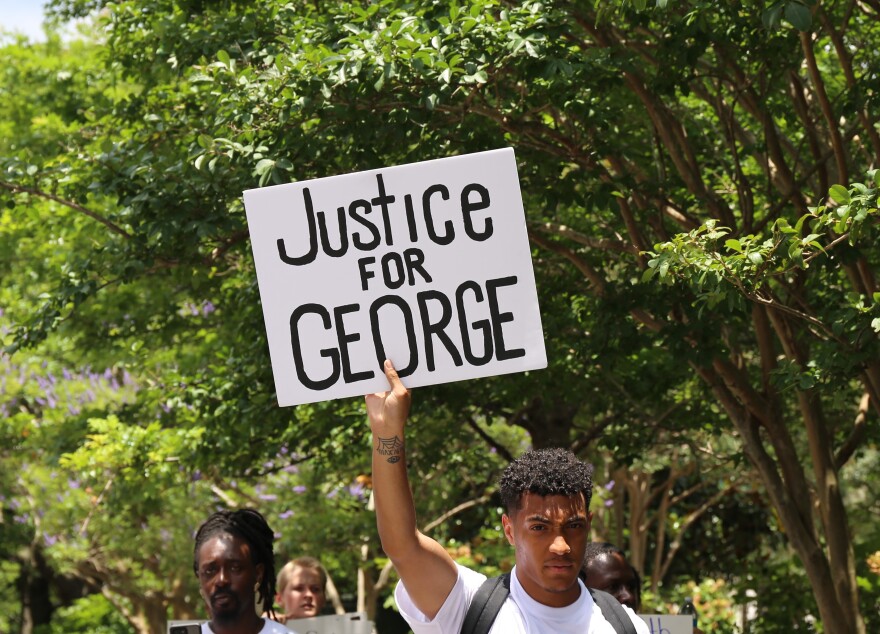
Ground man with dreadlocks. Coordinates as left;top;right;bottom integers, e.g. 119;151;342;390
366;360;648;634
193;508;296;634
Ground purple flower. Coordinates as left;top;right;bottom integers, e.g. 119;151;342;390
293;485;306;494
43;534;58;546
279;510;294;519
202;301;216;316
604;499;614;507
68;479;80;489
604;480;615;491
258;493;277;501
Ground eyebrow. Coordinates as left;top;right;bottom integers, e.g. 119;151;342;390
525;513;587;523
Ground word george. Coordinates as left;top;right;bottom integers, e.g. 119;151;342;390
289;276;525;390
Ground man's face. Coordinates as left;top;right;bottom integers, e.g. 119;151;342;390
276;565;326;619
582;552;640;610
196;532;264;625
502;492;591;608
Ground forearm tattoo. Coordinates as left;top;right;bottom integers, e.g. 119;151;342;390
376;435;403;463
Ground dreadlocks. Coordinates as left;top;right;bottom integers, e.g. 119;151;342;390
193;508;277;615
498;447;594;513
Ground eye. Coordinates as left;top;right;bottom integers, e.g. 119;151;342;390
229;562;242;574
200;565;217;579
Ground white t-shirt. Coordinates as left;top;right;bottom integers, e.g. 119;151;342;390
395;563;650;634
200;618;296;634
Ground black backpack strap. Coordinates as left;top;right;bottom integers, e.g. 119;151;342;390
589;588;638;634
460;573;511;634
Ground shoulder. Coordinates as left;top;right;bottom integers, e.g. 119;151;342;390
262;618;295;633
587;593;650;634
621;605;650;634
395;563;488;631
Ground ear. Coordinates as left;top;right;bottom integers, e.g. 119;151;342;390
502;513;515;546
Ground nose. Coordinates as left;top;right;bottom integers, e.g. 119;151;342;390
616;586;635;608
216;567;230;586
549;535;571;555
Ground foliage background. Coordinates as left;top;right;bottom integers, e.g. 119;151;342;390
2;1;880;633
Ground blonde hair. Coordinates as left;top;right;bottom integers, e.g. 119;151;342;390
276;556;327;592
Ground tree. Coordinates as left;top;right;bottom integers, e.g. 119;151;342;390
3;1;879;632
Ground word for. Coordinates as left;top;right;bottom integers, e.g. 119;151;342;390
289;276;525;391
276;174;494;265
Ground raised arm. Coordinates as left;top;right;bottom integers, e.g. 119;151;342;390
365;360;458;619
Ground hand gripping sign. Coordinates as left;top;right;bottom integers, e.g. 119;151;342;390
243;148;546;406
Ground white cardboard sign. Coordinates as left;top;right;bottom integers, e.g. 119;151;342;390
243;148;546;406
639;614;694;634
285;612;372;634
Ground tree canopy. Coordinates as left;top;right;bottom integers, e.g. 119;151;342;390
2;1;879;633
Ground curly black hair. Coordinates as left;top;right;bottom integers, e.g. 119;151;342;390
193;508;277;615
498;447;593;513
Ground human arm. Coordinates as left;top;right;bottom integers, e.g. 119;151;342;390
365;360;458;619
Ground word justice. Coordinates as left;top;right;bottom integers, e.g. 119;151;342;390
289;276;526;391
276;174;495;265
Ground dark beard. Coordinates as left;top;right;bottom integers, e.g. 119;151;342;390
210;591;241;621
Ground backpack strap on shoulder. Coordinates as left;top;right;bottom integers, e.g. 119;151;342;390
460;573;511;634
589;588;638;634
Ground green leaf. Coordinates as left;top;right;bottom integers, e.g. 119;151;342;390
829;184;850;204
784;2;812;31
725;239;742;252
762;2;784;29
748;252;764;265
254;158;275;176
217;49;231;66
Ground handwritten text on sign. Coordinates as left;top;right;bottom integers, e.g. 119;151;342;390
243;148;546;406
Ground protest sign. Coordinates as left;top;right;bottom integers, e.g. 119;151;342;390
639;614;694;634
243;148;546;406
285;612;372;634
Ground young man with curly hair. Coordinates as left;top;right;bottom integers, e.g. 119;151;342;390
366;360;648;634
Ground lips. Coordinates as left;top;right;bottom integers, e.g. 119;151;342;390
211;591;236;607
544;559;574;573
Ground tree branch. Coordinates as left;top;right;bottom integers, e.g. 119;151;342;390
0;180;133;240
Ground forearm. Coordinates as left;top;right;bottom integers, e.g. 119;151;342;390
371;426;420;558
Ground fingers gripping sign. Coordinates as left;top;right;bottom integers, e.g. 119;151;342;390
366;360;411;464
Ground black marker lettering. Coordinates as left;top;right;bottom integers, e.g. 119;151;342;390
422;184;454;245
455;281;493;365
289;303;339;390
461;183;493;241
369;295;418;377
486;276;525;360
417;290;463;372
278;187;319;265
